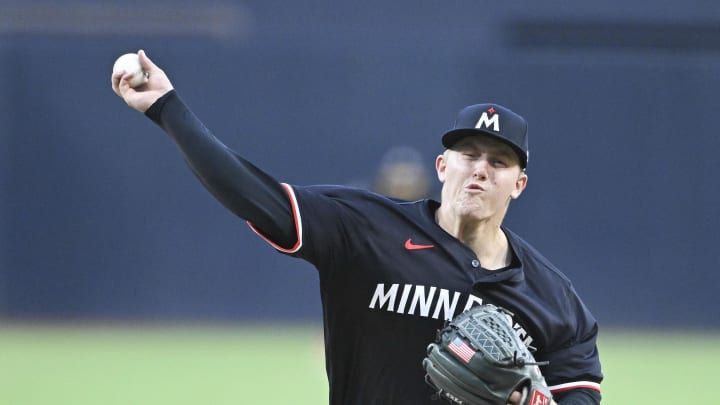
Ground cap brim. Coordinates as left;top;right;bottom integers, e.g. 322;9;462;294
441;129;527;168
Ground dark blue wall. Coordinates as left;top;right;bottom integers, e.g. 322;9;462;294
2;0;719;328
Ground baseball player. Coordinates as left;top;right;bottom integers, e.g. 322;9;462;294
112;50;603;404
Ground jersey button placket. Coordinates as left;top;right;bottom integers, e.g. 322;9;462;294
471;259;480;268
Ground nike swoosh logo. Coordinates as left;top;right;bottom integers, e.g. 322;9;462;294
405;238;434;250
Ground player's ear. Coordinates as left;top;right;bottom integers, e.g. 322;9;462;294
510;171;528;200
436;152;447;183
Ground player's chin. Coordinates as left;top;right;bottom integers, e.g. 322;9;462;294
455;206;492;222
454;197;486;211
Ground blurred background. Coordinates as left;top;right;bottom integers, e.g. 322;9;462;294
1;0;719;403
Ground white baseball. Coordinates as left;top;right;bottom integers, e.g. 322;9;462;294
113;53;148;88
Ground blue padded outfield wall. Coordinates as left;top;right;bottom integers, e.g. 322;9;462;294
1;0;719;328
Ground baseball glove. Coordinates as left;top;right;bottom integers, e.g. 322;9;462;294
423;304;553;405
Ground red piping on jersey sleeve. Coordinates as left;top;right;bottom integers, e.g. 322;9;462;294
246;183;303;254
548;381;601;394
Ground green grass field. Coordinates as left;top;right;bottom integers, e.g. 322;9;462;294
0;324;717;404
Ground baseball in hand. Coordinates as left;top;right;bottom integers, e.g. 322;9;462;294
113;53;148;88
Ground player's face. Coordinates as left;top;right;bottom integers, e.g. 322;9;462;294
436;136;527;223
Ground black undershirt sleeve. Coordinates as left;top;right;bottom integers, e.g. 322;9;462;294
144;90;297;249
554;388;602;405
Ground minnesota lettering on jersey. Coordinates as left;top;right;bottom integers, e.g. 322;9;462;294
368;283;534;347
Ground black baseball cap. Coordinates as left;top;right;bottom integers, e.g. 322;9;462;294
441;103;529;169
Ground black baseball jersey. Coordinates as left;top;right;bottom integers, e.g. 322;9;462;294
147;91;603;404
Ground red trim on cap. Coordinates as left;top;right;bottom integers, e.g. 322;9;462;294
549;381;601;393
246;183;303;253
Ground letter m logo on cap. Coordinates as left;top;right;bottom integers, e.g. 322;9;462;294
475;110;500;132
